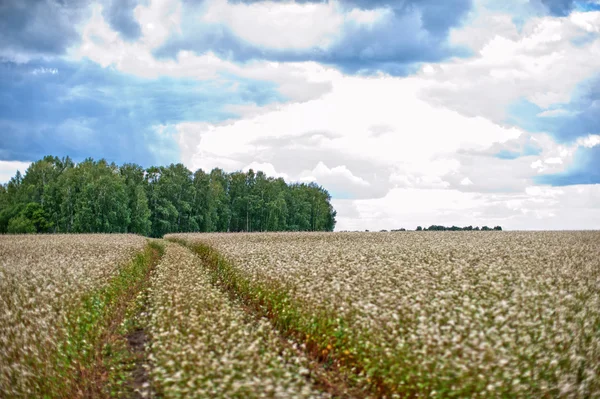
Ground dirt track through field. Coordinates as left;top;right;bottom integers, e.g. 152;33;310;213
170;240;367;398
96;243;162;399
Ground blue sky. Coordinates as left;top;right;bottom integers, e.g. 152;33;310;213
1;0;600;230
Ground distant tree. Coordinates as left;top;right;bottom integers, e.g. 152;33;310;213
412;224;501;232
427;225;446;231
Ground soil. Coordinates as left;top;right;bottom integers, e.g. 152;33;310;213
125;328;152;399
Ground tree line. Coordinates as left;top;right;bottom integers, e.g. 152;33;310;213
0;156;337;236
373;226;503;232
417;225;502;231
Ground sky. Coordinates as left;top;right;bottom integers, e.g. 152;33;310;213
1;0;600;231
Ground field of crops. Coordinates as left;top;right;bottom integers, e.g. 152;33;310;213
2;231;599;398
0;234;149;397
148;242;329;398
170;231;600;398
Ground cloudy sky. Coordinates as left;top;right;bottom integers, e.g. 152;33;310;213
1;0;600;230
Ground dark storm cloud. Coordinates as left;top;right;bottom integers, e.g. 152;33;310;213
0;0;89;60
0;59;284;166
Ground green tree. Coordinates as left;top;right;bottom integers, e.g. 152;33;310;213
209;168;231;232
120;163;151;235
146;166;177;237
7;215;35;234
192;169;211;232
23;202;53;233
72;159;129;233
228;171;248;232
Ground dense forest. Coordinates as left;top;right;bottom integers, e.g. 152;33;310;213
0;156;337;237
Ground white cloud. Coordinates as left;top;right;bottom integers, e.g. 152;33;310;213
460;177;474;186
134;0;182;48
74;5;226;79
297;161;370;197
333;188;485;231
544;157;563;164
525;186;564;197
32;67;58;75
389;158;460;190
202;0;343;50
576;134;600;148
72;5;334;103
536;109;574;117
176;72;522;198
0;160;31;184
531;159;544;170
334;184;600;231
223;103;284;119
450;11;520;52
308;162;369;187
570;10;600;32
526;134;596;173
243;162;289;180
201;0;390;50
346;8;391;26
427;11;600;121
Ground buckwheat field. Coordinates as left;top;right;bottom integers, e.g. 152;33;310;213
147;242;329;398
2;231;599;398
0;234;148;397
170;231;600;398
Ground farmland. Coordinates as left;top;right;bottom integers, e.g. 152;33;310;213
148;242;329;398
2;231;599;398
0;234;151;397
170;231;600;398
